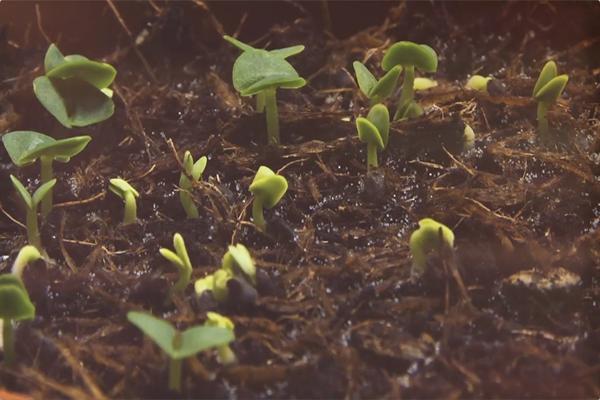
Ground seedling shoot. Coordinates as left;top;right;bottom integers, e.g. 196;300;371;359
159;233;193;296
409;218;455;276
0;274;35;366
532;60;568;138
355;104;390;170
11;246;42;279
179;151;207;219
249;166;288;231
109;178;139;225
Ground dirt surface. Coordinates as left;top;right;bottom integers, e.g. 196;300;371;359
0;1;599;398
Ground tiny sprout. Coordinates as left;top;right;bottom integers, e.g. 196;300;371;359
409;218;455;276
10;175;57;251
532;60;568;138
160;233;193;296
205;312;237;365
355;104;390;170
33;44;117;128
382;41;438;121
194;269;231;303
109;178;139;225
221;243;256;285
2;131;91;216
127;311;234;392
0;274;35;365
179;151;207;219
11;245;42;279
249;166;288;232
353;61;402;104
465;75;492;93
224;36;306;145
414;77;438;91
463;124;475;150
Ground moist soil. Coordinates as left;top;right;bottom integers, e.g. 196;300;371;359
0;1;599;398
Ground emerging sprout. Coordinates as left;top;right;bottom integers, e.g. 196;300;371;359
179;151;207;219
382;41;438;120
224;35;306;145
355;104;390;170
463;123;475;150
2;131;91;216
414;77;438;91
194;269;231;303
204;312;237;365
33;44;117;128
249;166;288;232
465;75;492;93
532;61;568;137
127;311;234;392
159;233;193;296
10;175;57;251
11;245;42;279
0;274;35;365
109;178;139;225
353;61;402;105
409;218;455;276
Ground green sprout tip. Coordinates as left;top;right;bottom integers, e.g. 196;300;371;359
249;166;288;231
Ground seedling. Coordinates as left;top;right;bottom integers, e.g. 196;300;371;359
0;274;35;365
205;312;237;365
11;245;42;279
33;43;117;128
127;311;234;392
179;151;207;219
353;61;402;105
532;60;568;137
10;175;57;251
409;218;455;276
109;178;139;225
159;233;193;296
382;41;438;120
194;269;231;303
2;131;91;216
463;124;475;150
355;104;390;169
249;166;288;231
224;35;306;145
465;75;492;93
414;77;438;91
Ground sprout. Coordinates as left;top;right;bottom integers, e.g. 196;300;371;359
179;151;207;219
10;175;57;251
382;41;438;121
355;104;390;170
249;166;288;232
224;36;306;145
159;233;193;296
532;61;569;138
204;312;237;365
33;44;116;128
11;245;42;279
194;269;231;303
353;61;402;105
409;218;455;276
0;274;35;365
465;75;492;93
463;123;475;150
108;178;139;225
2;131;91;216
414;77;438;91
127;311;234;392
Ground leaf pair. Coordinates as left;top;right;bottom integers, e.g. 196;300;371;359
2;131;91;167
249;166;288;209
160;233;193;295
0;274;35;321
353;62;402;103
179;151;207;219
356;104;390;150
532;61;568;105
409;218;455;276
10;176;57;212
109;178;139;225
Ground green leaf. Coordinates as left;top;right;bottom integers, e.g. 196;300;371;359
532;61;557;98
10;175;33;210
249;166;288;209
356;117;384;150
109;178;139;199
32;179;57;207
269;45;305;59
191;156;207;181
241;75;305;96
0;274;35;321
366;104;390;148
534;74;568;104
47;59;116;89
127;311;177;356
33;76;72;128
222;244;256;284
370;65;402;100
56;78;115;127
194;274;215;296
465;75;491;92
160;248;185;270
414;77;438;91
409;218;455;275
177;325;234;360
44;44;66;73
205;312;235;330
173;233;192;270
22;136;92;165
223;35;256;52
352;61;377;97
382;41;438;72
2;131;55;167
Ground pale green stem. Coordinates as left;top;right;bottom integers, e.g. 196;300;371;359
217;345;236;365
179;175;199;219
394;65;415;120
367;143;378;170
264;88;280;145
26;207;42;251
123;191;137;225
256;92;265;113
252;198;266;232
168;357;182;392
537;101;549;138
3;319;14;365
40;156;53;217
172;265;191;295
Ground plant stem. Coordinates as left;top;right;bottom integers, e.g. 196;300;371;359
26;207;42;250
252;198;266;232
40;156;53;217
3;319;14;365
217;345;237;365
367;143;378;170
256;92;265;113
264;88;280;145
394;65;415;120
123;191;137;225
537;101;549;138
168;358;182;392
179;177;199;219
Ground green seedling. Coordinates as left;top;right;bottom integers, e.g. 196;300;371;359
382;41;438;120
194;269;231;303
205;312;237;365
33;43;116;128
160;233;193;296
355;104;390;169
353;61;402;105
465;75;492;93
224;35;306;145
532;60;568;138
463;124;475;150
249;166;288;232
179;151;207;219
0;274;35;365
109;178;139;225
10;175;57;251
11;245;42;279
409;218;455;276
2;131;91;216
127;311;234;393
414;77;438;91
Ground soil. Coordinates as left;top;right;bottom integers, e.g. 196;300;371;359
0;1;599;399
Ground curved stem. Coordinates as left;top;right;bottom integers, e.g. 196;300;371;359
168;358;182;392
256;92;265;113
217;345;237;365
252;198;266;232
537;101;549;138
264;88;280;145
394;65;415;120
26;207;42;251
3;319;14;365
40;156;53;217
367;142;378;170
123;191;137;225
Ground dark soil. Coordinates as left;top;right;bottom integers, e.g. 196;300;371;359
1;1;599;398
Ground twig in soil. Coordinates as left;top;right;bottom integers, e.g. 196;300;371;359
443;147;476;177
34;4;52;44
54;191;106;209
59;213;78;272
0;201;26;229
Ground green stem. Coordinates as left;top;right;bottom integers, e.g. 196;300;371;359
252;198;266;232
26;207;42;251
40;156;53;217
394;65;415;120
123;191;137;225
264;88;280;145
367;142;378;170
537;101;549;137
256;92;265;113
179;176;199;219
3;319;14;366
217;345;236;365
168;357;182;392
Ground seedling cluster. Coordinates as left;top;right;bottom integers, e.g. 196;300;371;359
532;61;569;137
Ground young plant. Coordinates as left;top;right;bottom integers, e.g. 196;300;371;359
249;166;288;232
382;41;438;120
10;175;57;251
33;43;117;128
224;36;306;145
109;178;139;225
2;131;91;216
409;218;455;276
353;61;402;105
463;123;475;150
204;312;237;365
465;75;492;93
127;311;234;393
0;274;35;365
414;77;438;91
11;245;42;279
532;60;568;138
194;269;232;303
179;151;207;219
159;233;193;296
355;104;390;170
